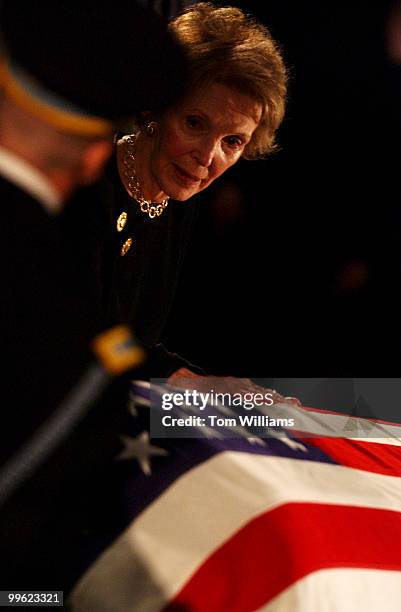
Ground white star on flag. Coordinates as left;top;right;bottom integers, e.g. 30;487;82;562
115;431;168;476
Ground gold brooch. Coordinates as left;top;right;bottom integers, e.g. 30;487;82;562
117;212;128;232
120;237;133;256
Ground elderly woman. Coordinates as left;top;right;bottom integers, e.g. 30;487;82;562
67;7;291;606
93;2;287;374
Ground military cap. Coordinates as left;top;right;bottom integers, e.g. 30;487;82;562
0;1;187;136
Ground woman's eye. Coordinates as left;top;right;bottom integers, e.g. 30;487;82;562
185;116;202;129
225;135;243;149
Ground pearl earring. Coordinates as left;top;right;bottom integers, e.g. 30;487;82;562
146;121;157;136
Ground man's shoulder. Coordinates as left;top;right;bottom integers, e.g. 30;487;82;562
0;174;50;220
0;176;57;265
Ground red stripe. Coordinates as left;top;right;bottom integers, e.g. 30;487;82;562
165;504;401;612
303;437;401;477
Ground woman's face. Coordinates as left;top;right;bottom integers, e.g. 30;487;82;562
148;82;262;201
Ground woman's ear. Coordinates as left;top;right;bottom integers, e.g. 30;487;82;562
138;110;159;133
79;139;113;184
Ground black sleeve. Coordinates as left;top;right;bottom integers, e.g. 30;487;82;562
135;343;206;378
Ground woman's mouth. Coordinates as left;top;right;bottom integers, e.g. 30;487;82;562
173;164;202;186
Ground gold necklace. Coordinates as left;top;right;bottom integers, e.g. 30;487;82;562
121;134;169;219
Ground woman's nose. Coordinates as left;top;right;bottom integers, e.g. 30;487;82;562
193;138;218;168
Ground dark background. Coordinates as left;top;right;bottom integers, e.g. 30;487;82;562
163;0;401;377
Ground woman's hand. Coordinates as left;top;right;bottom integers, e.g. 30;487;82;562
167;369;301;407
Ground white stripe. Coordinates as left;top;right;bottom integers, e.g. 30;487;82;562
70;452;401;611
257;568;401;612
349;437;401;446
262;402;401;441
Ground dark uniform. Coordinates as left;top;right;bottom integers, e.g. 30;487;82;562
0;0;188;593
0;176;131;590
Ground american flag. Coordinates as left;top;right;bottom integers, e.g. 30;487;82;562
69;381;401;611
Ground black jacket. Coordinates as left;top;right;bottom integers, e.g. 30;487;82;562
61;154;202;376
1;176;133;591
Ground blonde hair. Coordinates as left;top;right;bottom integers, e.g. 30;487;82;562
169;3;288;159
